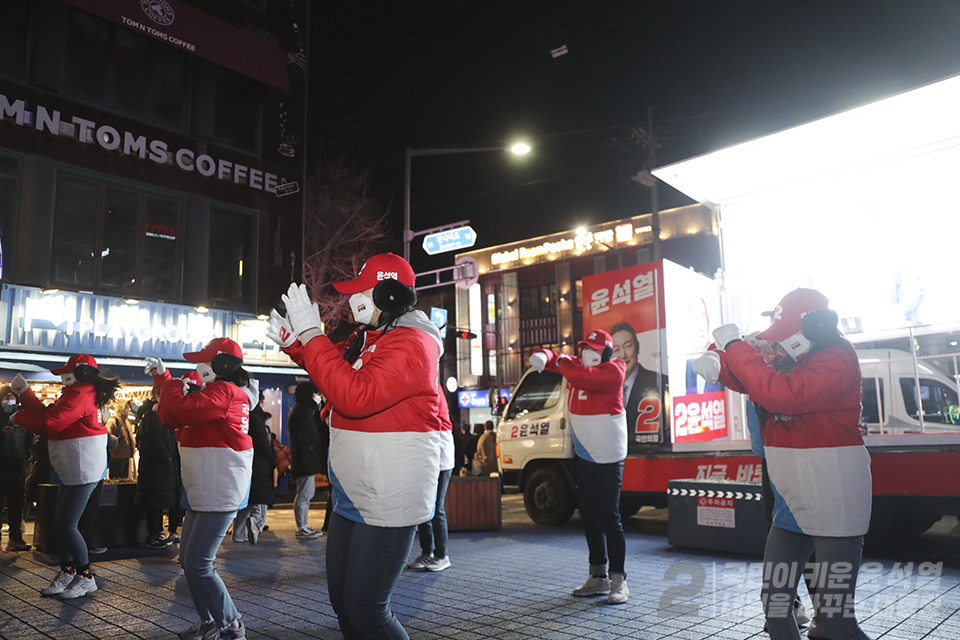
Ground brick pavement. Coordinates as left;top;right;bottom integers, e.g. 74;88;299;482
2;498;959;639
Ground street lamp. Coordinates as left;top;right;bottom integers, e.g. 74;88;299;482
403;142;531;262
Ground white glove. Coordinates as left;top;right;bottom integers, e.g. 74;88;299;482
713;324;743;350
266;309;297;348
280;283;323;336
144;357;166;376
692;352;721;385
529;352;547;373
11;373;29;395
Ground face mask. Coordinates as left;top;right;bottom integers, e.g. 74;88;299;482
313;394;322;405
3;399;16;413
196;363;216;383
265;419;273;429
61;373;76;386
349;292;376;326
780;330;812;360
581;349;602;367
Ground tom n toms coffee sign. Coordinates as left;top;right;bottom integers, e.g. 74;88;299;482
0;93;297;196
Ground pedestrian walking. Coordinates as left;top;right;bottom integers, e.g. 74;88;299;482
233;391;276;544
530;329;630;604
288;382;325;539
106;399;135;480
9;354;120;599
146;337;256;640
704;288;872;640
474;421;498;477
267;252;446;640
1;385;32;551
134;392;178;549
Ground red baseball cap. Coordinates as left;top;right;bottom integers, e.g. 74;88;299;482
579;329;614;352
183;337;243;363
181;371;203;385
756;288;830;343
333;253;416;295
51;353;98;375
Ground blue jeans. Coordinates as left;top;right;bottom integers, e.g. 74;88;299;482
576;457;626;576
294;475;316;530
326;512;416;640
55;482;98;570
180;510;241;629
762;526;870;640
417;469;452;558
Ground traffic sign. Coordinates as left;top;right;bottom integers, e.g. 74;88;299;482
422;225;476;255
430;307;448;338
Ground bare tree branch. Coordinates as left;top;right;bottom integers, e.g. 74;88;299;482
302;160;391;332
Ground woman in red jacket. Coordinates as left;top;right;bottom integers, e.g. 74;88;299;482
146;338;256;640
10;354;120;600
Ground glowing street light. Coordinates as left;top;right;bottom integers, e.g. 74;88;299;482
403;142;531;262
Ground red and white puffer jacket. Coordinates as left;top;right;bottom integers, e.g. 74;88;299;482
717;339;871;537
155;372;255;512
16;383;108;486
284;310;446;527
538;350;627;464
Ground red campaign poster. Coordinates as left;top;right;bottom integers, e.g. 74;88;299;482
672;391;728;443
582;261;668;450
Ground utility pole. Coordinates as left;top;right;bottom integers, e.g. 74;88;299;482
648;107;661;262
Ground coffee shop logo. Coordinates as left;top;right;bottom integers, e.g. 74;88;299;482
142;0;175;26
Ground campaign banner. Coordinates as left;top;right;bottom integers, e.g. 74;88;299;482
582;261;667;449
672;391;728;443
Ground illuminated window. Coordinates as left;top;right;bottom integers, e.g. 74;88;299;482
52;173;182;299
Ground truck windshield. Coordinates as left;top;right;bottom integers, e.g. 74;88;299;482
900;377;960;428
506;371;563;420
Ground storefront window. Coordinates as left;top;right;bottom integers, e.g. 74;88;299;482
208;207;255;310
64;8;187;128
52;173;182;299
520;284;559;319
0;0;29;81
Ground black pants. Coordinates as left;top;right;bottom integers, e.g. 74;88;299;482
577;457;626;576
1;461;27;541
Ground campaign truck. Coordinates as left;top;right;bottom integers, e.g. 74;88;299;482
496;74;960;546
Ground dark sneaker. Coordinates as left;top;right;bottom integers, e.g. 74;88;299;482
220;620;245;640
143;534;172;549
178;620;218;640
5;539;31;551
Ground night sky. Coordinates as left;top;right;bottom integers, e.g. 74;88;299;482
310;0;960;273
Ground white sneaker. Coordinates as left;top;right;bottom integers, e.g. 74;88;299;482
295;527;321;539
59;573;97;599
794;599;811;626
572;575;612;597
607;574;629;604
178;620;218;640
407;553;433;570
424;556;451;572
40;571;75;596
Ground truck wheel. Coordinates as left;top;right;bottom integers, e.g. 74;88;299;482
524;467;575;526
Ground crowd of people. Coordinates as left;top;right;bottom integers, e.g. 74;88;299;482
0;248;874;640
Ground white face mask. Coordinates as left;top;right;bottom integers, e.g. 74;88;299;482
780;331;812;360
349;292;376;326
196;363;216;383
581;349;602;367
313;394;322;405
61;373;76;386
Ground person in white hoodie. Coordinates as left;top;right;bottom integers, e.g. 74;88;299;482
146;338;256;640
530;329;629;604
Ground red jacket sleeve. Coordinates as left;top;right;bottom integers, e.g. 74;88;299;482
297;332;437;420
723;341;859;416
539;349;565;373
558;357;626;394
158;378;233;427
713;344;750;394
14;385;92;437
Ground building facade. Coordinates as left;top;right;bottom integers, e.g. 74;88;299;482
454;204;719;423
0;0;309;421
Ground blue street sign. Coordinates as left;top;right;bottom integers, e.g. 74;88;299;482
422;225;477;255
430;307;448;338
